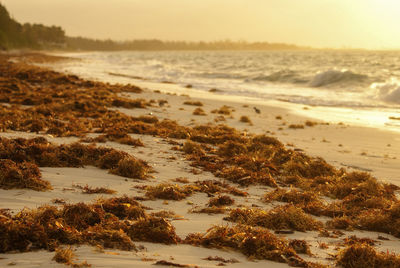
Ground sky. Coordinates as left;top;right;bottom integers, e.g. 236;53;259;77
1;0;400;49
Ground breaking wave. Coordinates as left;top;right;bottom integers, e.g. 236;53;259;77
252;70;308;84
309;70;368;87
371;79;400;104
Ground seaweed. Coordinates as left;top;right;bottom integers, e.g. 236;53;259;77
97;196;146;220
0;159;51;191
289;124;304;129
289;240;311;255
110;156;149;180
194;180;248;197
190;207;227;214
207;195;235;207
225;205;323;232
184;225;308;266
127;217;180;244
53;247;75;265
145;183;197;200
183;101;203;106
79;185;116;194
153;260;197;267
202;256;239;264
0;194;181;254
211;105;232;115
193;107;206;116
336;243;400;268
84;226;136;251
239;115;252;124
356;202;400;238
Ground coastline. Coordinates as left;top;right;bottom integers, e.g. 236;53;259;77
1;52;400;267
48;55;400;184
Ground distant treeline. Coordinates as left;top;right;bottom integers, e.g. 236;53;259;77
66;37;307;51
0;3;307;51
0;4;65;49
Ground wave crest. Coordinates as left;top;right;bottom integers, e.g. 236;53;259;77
252;70;307;84
309;69;368;87
372;79;400;104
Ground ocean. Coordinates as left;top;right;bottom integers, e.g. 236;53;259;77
52;50;400;132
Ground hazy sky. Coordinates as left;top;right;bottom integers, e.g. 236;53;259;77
2;0;400;49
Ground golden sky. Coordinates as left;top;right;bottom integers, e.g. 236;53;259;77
2;0;400;49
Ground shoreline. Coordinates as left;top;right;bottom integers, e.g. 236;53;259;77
48;50;400;134
1;52;400;267
45;54;400;184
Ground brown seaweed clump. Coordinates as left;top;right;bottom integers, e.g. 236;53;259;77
0;159;51;191
239;115;252;124
53;247;75;265
110;156;149;180
184;225;308;266
127;217;180;244
183;101;203;106
336;243;400;268
193;107;206;116
225;205;323;232
190;207;226;214
53;247;91;267
211;105;232;115
263;188;327;216
356;202;400;238
0;197;179;254
99;130;144;146
207;195;235;207
289;240;311;255
194;180;248;197
145;183;198;200
84;226;136;251
77;184;116;195
97;196;146;220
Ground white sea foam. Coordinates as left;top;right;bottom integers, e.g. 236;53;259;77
371;79;400;104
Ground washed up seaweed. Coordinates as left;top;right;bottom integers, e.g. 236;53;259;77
336;243;400;268
225;205;323;232
184;225;310;266
0;197;178;253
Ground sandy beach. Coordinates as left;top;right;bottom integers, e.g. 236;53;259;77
1;52;400;267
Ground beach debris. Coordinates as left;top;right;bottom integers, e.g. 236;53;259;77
74;184;116;195
193;107;206;116
183;101;203;106
288;124;305;129
153;260;198;267
202;256;239;264
207;195;234;207
53;247;75;265
239;115;252;123
289;239;311;255
305;120;318;127
211;105;232;115
190;206;226;214
145;183;198;200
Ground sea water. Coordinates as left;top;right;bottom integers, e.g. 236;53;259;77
53;50;400;132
